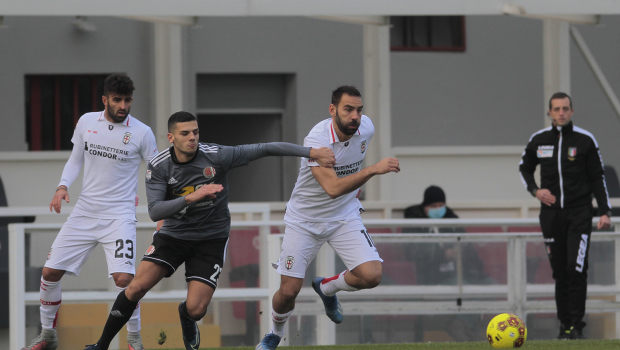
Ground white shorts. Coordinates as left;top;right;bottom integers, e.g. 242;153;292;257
275;218;383;279
44;215;137;277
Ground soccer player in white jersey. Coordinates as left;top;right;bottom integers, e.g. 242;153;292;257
257;85;400;350
22;74;158;350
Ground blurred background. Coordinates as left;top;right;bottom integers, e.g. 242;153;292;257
2;1;620;348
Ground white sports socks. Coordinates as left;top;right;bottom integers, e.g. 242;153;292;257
271;308;293;337
39;278;61;329
319;270;359;297
116;285;141;333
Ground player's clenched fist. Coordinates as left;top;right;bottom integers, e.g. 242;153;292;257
310;147;336;168
185;183;223;204
373;157;400;175
50;187;70;213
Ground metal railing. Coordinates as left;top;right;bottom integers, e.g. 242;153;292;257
8;216;620;348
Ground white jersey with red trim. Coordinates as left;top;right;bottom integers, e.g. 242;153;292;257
60;111;158;220
285;115;374;222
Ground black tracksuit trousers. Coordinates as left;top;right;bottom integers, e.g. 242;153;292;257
539;204;592;328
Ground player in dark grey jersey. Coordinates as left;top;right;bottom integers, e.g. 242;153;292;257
83;111;335;350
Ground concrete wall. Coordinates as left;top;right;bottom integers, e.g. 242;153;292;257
0;16;154;151
391;15;544;147
0;15;619;205
187;16;364;142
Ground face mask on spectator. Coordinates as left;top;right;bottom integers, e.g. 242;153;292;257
428;206;446;218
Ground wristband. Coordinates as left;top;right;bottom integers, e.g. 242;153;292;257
56;186;68;192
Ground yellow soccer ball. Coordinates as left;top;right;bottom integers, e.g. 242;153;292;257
486;313;527;348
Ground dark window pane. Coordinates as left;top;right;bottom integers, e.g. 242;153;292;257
431;17;453;47
77;76;93;116
95;76;106;111
25;78;31;147
412;16;429;47
25;74;109;151
59;77;74;150
390;16;405;47
40;77;55;150
390;16;465;52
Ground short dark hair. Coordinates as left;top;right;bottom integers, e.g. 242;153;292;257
548;92;572;110
168;111;197;132
103;74;135;97
331;85;362;106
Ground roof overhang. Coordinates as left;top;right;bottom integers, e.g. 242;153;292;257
1;0;620;17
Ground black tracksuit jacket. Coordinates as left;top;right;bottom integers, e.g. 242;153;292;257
519;121;611;214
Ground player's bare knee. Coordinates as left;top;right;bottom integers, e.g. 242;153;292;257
125;282;148;301
42;267;65;282
278;285;301;301
187;305;208;321
112;273;134;288
362;271;382;289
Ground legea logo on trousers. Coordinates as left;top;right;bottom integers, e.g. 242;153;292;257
576;234;588;272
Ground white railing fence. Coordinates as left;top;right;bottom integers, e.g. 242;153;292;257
6;204;271;350
9;216;620;348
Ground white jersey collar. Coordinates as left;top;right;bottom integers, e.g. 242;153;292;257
98;111;132;126
329;119;361;144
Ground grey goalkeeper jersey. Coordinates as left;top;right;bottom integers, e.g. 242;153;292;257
146;142;312;241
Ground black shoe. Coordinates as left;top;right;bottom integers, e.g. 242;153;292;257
82;345;101;350
179;302;200;350
570;321;586;340
557;324;571;340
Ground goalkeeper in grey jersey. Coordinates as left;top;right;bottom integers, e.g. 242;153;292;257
83;111;335;350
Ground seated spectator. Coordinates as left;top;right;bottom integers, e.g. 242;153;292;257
404;185;458;223
403;185;491;285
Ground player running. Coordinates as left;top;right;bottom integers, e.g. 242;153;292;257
82;111;335;350
23;74;158;350
257;85;400;349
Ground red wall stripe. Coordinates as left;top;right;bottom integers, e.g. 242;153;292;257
54;77;61;150
91;76;98;111
73;77;79;126
30;77;42;151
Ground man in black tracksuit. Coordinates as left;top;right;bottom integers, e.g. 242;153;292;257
519;92;611;340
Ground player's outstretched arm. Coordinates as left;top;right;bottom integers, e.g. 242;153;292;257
224;143;335;170
311;157;399;199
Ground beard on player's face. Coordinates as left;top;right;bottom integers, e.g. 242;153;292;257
106;102;130;123
335;110;360;136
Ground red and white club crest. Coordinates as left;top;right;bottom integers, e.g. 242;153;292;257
360;140;367;154
203;167;216;179
145;245;156;256
285;256;295;270
123;132;132;144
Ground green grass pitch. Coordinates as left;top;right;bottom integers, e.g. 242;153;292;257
151;339;620;350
